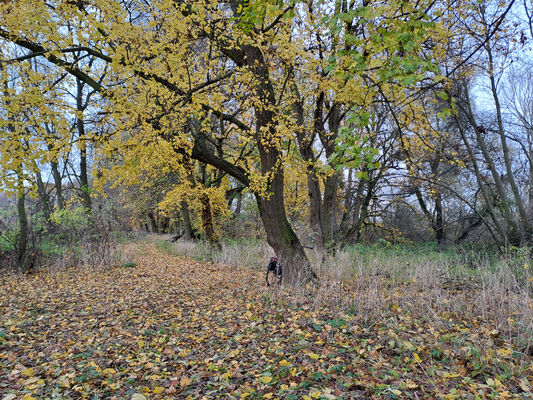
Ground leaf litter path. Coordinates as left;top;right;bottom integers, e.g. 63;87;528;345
0;242;531;400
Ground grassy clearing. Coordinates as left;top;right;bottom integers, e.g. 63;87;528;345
169;238;533;357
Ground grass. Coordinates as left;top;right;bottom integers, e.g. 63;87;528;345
168;237;533;357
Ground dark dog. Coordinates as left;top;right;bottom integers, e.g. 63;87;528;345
266;256;282;286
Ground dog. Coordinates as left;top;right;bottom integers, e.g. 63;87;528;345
266;256;282;286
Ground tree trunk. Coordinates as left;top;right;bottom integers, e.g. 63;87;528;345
321;173;340;246
292;84;323;241
487;46;532;242
180;201;193;240
318;103;341;247
16;175;30;272
234;191;243;216
200;192;218;246
243;44;315;284
79;146;92;210
148;211;157;233
433;191;446;246
454;108;507;245
51;160;65;210
76;78;92;211
460;83;516;243
529;144;533;216
35;170;51;221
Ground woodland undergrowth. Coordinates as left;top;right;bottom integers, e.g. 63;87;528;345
0;239;532;399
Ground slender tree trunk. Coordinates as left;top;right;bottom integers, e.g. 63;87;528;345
318;103;341;247
434;191;446;245
180;201;193;240
321;174;340;245
35;170;51;221
454;109;507;245
292;85;323;240
16;174;29;272
79;146;92;210
529;144;533;215
51;160;65;210
461;83;516;243
487;46;532;241
76;78;92;211
44;123;65;210
430;159;446;246
234;191;243;216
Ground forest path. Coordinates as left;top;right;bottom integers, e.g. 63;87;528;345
0;241;531;399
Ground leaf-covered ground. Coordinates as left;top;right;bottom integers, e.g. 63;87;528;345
0;242;531;399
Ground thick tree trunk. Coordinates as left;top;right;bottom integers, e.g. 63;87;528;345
148;211;157;233
243;44;314;284
200;192;218;245
256;192;315;284
180;201;193;240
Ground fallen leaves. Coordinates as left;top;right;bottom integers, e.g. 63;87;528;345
0;241;531;399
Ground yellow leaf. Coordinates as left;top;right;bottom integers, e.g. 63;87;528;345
279;359;290;366
102;368;116;377
413;353;422;363
22;396;36;400
263;394;273;398
280;384;289;390
443;373;460;378
261;376;273;384
180;376;192;387
153;386;165;394
405;379;418;388
138;340;146;349
307;352;319;360
21;367;34;377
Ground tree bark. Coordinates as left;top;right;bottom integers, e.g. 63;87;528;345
243;44;315;283
76;78;92;211
16;174;30;272
200;192;219;246
51;160;65;210
35;169;51;221
180;201;193;240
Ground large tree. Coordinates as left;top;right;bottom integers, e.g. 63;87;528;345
1;0;450;281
